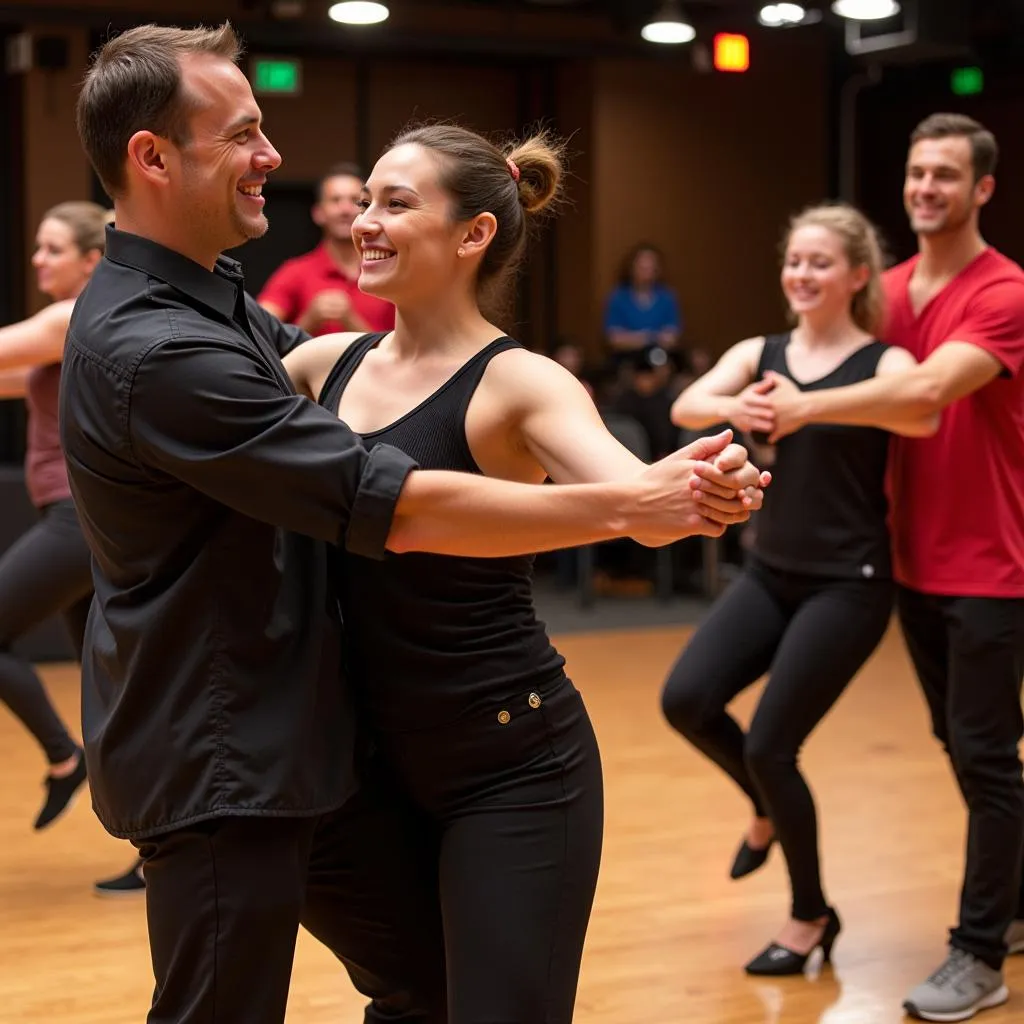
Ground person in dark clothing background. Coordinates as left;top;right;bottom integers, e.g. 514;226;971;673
62;22;769;1024
663;203;937;977
611;345;681;460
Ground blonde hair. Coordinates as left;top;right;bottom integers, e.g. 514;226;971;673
41;201;112;255
784;203;886;335
387;123;565;316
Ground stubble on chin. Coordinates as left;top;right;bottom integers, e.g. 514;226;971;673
230;211;269;245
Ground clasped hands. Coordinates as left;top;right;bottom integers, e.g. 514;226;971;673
627;427;772;546
685;431;772;536
730;371;807;444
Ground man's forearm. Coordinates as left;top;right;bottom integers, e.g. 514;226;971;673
0;367;30;398
388;471;631;556
801;371;940;429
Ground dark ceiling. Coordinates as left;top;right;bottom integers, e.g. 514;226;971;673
246;0;1024;49
2;0;1022;61
366;0;1023;33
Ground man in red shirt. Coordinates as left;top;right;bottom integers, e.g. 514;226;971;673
762;113;1024;1021
258;162;395;338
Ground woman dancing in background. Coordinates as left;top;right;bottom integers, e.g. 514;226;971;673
0;202;144;896
662;204;938;975
0;202;104;831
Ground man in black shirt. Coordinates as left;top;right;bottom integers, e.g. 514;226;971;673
64;21;767;1024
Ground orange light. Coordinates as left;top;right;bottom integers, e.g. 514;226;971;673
713;33;750;73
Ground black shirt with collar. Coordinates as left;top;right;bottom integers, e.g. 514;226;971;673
60;228;417;839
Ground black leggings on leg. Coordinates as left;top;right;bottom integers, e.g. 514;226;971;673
661;560;892;921
0;499;93;764
374;679;603;1024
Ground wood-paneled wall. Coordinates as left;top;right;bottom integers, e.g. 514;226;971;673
8;17;830;357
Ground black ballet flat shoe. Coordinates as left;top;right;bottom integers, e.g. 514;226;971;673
34;748;88;830
743;907;842;977
730;836;776;880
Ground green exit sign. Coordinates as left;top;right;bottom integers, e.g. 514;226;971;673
950;66;983;97
251;58;302;96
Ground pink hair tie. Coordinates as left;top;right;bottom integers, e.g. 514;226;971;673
506;157;521;182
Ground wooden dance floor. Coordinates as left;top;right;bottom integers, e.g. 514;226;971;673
2;621;1022;1023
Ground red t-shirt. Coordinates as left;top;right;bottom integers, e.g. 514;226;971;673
884;248;1024;597
257;243;395;335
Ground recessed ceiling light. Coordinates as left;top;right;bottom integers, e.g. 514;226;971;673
328;2;390;26
831;0;901;20
758;3;807;27
642;1;697;45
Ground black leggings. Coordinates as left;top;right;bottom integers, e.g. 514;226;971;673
0;499;92;763
661;559;892;921
372;677;604;1024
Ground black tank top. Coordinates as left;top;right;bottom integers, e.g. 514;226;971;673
753;333;892;580
319;332;566;732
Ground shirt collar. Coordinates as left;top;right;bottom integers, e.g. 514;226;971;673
104;227;244;321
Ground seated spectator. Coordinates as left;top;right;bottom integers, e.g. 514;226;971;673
610;347;679;461
603;244;682;371
258;162;394;342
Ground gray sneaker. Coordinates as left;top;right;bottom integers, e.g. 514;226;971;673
1007;919;1024;955
903;948;1008;1022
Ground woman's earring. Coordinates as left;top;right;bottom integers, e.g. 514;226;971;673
457;247;466;257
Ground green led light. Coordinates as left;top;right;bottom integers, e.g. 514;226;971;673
252;59;301;95
950;66;983;97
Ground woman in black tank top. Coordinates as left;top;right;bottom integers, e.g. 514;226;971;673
662;205;938;976
284;125;768;1024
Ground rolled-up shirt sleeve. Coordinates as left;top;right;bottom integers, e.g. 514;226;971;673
127;335;417;556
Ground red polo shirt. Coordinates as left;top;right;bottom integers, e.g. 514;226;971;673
884;248;1024;597
257;243;395;335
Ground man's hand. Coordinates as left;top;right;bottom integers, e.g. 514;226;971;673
301;290;353;332
762;371;810;443
729;378;777;436
626;430;770;546
694;442;771;510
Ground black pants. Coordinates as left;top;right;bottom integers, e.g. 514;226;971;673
661;560;893;921
373;678;604;1024
0;499;92;763
136;764;446;1024
896;586;1024;970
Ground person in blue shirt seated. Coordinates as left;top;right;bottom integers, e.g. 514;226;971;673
603;243;682;371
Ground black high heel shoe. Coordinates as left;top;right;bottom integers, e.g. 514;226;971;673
730;836;775;880
743;907;842;976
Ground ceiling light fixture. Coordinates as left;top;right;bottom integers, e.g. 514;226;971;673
641;1;697;45
758;3;807;27
328;1;390;25
831;0;900;20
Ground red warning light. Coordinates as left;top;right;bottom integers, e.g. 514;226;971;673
714;33;750;73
